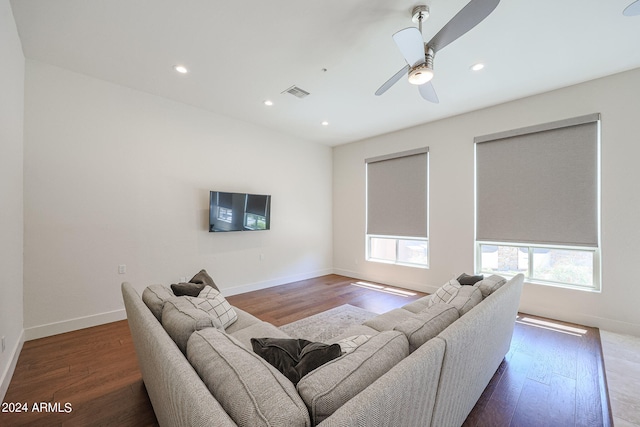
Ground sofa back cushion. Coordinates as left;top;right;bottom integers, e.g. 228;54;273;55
161;297;223;353
187;328;311;427
393;304;459;352
448;285;483;316
474;274;507;298
142;284;175;321
296;331;409;426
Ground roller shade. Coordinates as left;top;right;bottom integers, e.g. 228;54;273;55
366;147;429;238
475;113;599;247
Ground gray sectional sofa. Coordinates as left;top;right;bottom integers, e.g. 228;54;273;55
121;273;524;427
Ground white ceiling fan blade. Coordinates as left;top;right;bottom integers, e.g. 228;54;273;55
375;65;410;96
419;81;439;103
428;0;500;53
624;0;640;16
392;27;426;67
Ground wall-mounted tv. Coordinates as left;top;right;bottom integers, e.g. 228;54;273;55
209;191;271;232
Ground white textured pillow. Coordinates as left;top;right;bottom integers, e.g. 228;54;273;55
334;335;372;354
197;286;238;329
428;279;462;307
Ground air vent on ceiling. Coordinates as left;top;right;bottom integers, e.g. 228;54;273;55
282;85;310;99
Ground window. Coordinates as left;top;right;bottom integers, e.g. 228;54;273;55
365;148;429;268
475;114;601;290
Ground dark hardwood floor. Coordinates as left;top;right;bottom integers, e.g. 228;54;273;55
1;274;612;426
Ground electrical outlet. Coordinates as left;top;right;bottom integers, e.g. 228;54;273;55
1;336;5;353
118;264;126;274
180;277;187;283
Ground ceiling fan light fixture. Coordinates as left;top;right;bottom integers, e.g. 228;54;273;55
408;63;434;85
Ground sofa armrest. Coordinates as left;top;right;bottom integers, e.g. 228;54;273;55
122;282;237;427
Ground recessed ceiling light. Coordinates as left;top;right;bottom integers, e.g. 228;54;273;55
263;100;273;106
470;63;485;71
174;65;188;74
321;121;329;126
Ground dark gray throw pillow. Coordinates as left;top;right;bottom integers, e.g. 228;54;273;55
189;269;219;291
172;269;219;296
170;282;205;297
251;337;342;385
457;273;484;286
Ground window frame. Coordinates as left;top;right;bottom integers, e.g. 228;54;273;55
475;241;601;291
367;234;429;268
365;148;430;269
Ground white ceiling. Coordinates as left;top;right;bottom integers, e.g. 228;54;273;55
10;0;640;146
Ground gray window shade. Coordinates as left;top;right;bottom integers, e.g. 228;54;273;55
366;147;429;238
475;113;599;247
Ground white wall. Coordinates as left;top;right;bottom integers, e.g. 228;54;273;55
333;68;640;336
23;60;333;339
0;0;25;400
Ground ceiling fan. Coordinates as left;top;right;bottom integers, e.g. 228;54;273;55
624;0;640;16
375;0;500;103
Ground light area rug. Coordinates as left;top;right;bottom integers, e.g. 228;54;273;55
279;304;377;342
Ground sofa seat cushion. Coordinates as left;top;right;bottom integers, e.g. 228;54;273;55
224;307;263;334
474;274;507;298
333;335;372;354
161;297;223;353
297;331;409;426
448;285;483;315
251;338;342;385
393;304;459;352
362;308;418;332
230;321;291;350
187;328;311;427
142;284;175;321
401;296;431;314
327;324;380;344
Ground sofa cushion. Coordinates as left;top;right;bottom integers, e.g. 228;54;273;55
428;279;462;307
189;268;219;290
448;285;483;315
142;284;175;321
187;328;311;427
297;331;409;426
161;297;223;353
401;295;431;314
394;304;459;352
457;273;484;286
195;286;238;329
474;274;507;298
229;321;291;350
362;308;417;332
251;338;342;385
333;335;372;354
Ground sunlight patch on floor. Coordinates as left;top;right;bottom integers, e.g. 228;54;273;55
516;315;587;336
351;281;417;297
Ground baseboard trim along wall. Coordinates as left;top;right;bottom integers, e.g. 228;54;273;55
24;309;127;341
0;330;25;403
222;268;334;297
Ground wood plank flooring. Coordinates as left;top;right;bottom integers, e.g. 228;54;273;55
1;274;612;426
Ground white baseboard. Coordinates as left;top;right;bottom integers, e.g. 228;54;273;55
24;309;127;341
0;329;25;403
332;268;437;294
222;268;334;297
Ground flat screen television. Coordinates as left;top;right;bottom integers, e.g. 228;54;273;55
209;191;271;232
